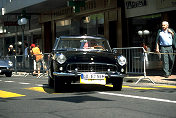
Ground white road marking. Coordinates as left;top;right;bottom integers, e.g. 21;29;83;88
98;92;176;104
19;82;30;85
0;80;2;82
4;81;14;83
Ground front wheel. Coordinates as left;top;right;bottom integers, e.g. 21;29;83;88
48;76;54;88
54;76;65;92
112;78;123;91
5;72;12;77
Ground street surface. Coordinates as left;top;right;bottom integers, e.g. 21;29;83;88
0;75;176;118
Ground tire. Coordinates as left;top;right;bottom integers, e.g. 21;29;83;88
48;64;54;87
5;72;12;77
112;78;123;91
54;76;65;92
48;76;54;88
48;68;53;79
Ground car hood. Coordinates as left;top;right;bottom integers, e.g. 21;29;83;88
58;51;117;64
0;60;9;67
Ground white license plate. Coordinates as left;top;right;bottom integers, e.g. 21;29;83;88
81;73;105;80
0;70;1;73
80;73;106;85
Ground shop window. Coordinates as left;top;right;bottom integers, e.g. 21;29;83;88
127;14;161;52
56;19;71;37
127;14;163;63
55;13;104;37
81;13;104;36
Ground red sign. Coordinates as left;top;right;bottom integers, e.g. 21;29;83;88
4;21;18;26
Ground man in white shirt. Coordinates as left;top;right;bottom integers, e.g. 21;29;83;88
156;21;176;78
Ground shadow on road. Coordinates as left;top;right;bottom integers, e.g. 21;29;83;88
42;84;114;94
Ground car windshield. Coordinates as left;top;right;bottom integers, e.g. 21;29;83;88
54;37;111;52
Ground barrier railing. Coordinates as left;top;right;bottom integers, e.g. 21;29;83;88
113;47;155;84
5;53;50;78
6;47;174;83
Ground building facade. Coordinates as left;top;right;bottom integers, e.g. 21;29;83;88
124;0;176;70
124;0;176;51
39;0;123;52
0;0;176;56
0;0;123;55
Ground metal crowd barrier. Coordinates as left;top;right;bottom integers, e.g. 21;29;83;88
5;48;154;82
5;47;175;82
5;53;50;78
113;47;155;84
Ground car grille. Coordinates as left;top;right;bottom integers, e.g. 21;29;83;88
67;64;117;72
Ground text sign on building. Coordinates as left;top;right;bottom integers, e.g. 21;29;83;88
4;21;18;26
156;0;176;9
125;0;147;9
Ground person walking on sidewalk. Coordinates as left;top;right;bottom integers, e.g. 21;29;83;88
155;21;176;78
31;44;43;77
30;44;36;75
31;43;47;77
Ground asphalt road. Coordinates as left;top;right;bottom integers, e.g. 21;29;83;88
0;75;176;118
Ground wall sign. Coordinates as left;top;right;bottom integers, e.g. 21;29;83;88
125;0;176;18
156;0;176;9
125;0;147;9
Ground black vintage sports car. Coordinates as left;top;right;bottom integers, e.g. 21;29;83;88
0;57;13;77
48;36;127;92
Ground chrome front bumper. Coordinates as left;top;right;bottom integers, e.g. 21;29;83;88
53;72;125;78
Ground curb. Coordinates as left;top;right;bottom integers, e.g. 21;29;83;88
124;76;176;85
12;72;176;85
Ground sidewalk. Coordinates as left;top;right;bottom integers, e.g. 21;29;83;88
13;70;176;85
124;75;176;85
124;69;176;85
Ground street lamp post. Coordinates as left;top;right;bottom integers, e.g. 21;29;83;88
138;30;150;44
18;16;28;68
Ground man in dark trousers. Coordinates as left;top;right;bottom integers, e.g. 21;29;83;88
155;21;176;78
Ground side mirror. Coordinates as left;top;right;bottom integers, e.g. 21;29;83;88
112;48;122;55
112;48;118;54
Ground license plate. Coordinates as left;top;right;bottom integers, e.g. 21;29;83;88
0;70;1;73
81;73;105;80
80;73;106;85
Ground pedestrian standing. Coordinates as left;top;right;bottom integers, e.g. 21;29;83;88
24;43;30;68
155;21;176;78
7;45;16;56
31;43;43;77
30;44;37;75
24;43;30;58
7;45;16;67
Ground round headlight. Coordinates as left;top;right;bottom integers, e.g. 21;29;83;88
8;61;13;67
56;53;66;64
117;56;126;66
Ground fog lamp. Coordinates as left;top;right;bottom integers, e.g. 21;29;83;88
121;68;124;73
59;67;63;71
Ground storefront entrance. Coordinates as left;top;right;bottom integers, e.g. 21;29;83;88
109;21;117;48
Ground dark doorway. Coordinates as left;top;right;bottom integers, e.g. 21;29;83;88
168;10;176;72
44;21;52;53
109;21;117;48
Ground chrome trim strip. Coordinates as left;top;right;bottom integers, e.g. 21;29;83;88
53;72;125;77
